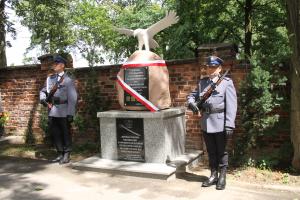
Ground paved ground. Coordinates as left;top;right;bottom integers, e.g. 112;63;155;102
0;156;299;200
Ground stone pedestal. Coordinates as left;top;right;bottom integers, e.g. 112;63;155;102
72;107;202;180
98;107;185;163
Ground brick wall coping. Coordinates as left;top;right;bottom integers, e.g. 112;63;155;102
0;58;250;73
0;64;40;71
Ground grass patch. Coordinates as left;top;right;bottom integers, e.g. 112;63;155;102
191;164;300;186
228;167;300;186
0;143;99;161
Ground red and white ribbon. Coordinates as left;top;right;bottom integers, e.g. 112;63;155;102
117;75;159;112
122;60;166;69
117;60;168;112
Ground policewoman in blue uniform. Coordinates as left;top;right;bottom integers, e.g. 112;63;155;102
187;56;237;190
40;55;78;164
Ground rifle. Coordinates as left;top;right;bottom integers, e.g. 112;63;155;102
196;69;230;110
43;75;65;107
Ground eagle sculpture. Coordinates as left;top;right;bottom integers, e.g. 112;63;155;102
115;11;179;51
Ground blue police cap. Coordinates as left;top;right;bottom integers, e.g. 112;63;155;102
207;56;223;66
53;55;67;65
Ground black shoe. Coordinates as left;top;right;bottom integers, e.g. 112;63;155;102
51;153;63;163
216;167;226;190
59;152;70;164
202;169;218;187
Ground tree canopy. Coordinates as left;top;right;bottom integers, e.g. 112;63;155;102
3;0;288;66
15;0;75;54
0;0;16;68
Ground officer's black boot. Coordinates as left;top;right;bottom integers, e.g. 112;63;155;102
202;168;218;187
51;152;64;163
60;152;70;164
216;167;226;190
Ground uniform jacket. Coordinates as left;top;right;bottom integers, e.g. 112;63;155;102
40;72;77;117
187;76;237;133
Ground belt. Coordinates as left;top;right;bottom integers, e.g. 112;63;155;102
203;107;224;114
52;99;68;105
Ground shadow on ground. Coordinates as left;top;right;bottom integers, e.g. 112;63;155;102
0;156;60;200
176;172;208;183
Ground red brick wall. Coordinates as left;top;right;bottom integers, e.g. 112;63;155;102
0;65;47;141
0;59;250;150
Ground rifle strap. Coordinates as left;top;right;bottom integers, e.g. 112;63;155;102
202;69;229;100
49;74;65;96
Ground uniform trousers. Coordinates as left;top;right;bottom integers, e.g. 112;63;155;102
48;117;72;153
203;131;228;169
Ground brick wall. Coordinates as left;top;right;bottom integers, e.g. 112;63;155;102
0;65;47;141
0;43;289;151
0;57;250;150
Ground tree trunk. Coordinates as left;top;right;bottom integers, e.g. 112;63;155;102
287;0;300;171
244;0;253;59
0;0;7;68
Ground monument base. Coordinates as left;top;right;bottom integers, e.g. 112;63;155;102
72;151;203;180
98;107;187;163
72;107;203;180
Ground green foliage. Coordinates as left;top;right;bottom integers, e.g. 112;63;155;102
12;0;290;65
73;114;86;134
165;0;233;59
39;108;48;134
257;157;279;170
109;1;167;61
0;112;8;136
233;131;293;170
25;112;36;145
245;157;256;168
0;112;9;126
241;147;292;170
282;173;289;184
1;0;17;43
39;107;51;145
162;0;290;61
233;61;288;164
240;65;280;134
70;0;115;66
67;68;111;143
72;142;98;154
15;0;75;53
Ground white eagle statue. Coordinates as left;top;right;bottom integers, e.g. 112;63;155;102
115;11;179;51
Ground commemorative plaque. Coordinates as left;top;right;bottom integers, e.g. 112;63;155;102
116;118;145;162
124;67;149;106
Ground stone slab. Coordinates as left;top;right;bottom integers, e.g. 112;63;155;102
71;150;203;180
72;156;177;180
97;107;185;119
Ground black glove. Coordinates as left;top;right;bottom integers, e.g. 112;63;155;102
67;115;73;123
40;99;48;107
225;127;234;136
188;102;199;114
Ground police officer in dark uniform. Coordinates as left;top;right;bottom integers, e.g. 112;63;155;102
40;55;77;164
187;56;237;190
